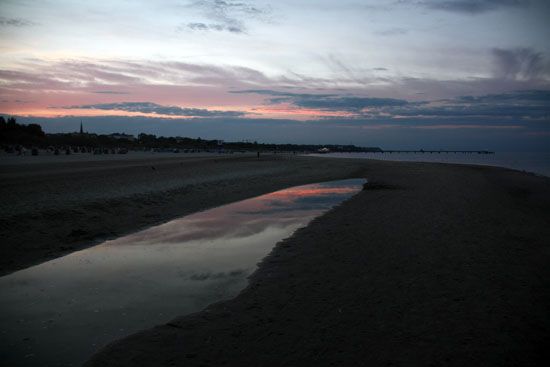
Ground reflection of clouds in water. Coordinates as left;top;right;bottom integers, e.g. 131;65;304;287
236;207;319;216
114;216;301;245
188;269;247;281
294;193;349;206
264;185;360;203
264;199;288;207
236;183;362;215
108;180;364;246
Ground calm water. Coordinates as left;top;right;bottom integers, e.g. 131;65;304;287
312;152;550;177
0;179;365;367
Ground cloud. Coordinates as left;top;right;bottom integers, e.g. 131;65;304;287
383;89;550;120
375;27;408;36
92;90;130;95
232;89;408;111
2;57;549;120
186;22;209;31
189;269;245;281
419;0;529;14
454;89;550;103
231;89;336;98
492;48;548;81
183;22;243;33
232;88;550;123
184;0;272;34
0;58;274;93
292;96;409;110
61;102;245;117
0;16;35;27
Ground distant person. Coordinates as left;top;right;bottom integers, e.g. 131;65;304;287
257;151;260;159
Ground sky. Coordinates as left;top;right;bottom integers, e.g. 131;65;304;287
1;0;549;150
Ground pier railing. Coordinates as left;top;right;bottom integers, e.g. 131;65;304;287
377;150;494;154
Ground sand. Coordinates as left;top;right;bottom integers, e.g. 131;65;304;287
2;153;549;366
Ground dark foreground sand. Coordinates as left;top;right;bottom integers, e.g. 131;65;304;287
2;153;549;366
0;153;365;276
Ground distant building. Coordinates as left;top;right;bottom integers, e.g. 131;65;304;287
109;133;136;141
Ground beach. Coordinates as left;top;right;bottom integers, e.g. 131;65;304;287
1;153;549;366
0;153;367;276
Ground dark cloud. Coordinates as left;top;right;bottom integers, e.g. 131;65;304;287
230;89;336;98
92;90;130;95
382;89;550;120
232;89;408;111
375;27;408;36
1;99;34;104
454;89;550;103
492;48;548;81
187;22;209;31
293;96;408;110
389;103;549;119
184;22;243;33
419;0;528;14
185;0;271;34
0;16;35;27
189;269;245;281
61;102;245;117
233;88;549;123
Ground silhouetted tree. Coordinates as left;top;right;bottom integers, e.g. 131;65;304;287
7;116;17;128
26;123;45;137
0;117;46;145
1;119;381;153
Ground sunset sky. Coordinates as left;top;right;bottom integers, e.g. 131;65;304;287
1;0;549;150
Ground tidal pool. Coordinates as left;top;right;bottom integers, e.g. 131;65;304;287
0;178;365;366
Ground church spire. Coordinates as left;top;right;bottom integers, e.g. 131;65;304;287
80;120;83;134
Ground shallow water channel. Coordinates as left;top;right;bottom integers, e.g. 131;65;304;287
0;178;365;366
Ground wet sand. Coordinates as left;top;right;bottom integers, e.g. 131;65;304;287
2;153;549;366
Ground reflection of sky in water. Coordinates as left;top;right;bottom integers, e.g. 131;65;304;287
0;179;364;367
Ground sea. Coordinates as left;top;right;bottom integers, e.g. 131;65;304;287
311;151;550;177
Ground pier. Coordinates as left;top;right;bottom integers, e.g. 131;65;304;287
377;150;494;154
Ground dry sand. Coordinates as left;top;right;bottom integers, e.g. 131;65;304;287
2;153;549;366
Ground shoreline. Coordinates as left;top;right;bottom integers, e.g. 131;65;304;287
309;151;550;178
2;154;550;366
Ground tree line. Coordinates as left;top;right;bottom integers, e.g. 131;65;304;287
0;117;382;153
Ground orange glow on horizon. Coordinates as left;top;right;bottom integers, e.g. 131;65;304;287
1;105;355;121
251;105;356;120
